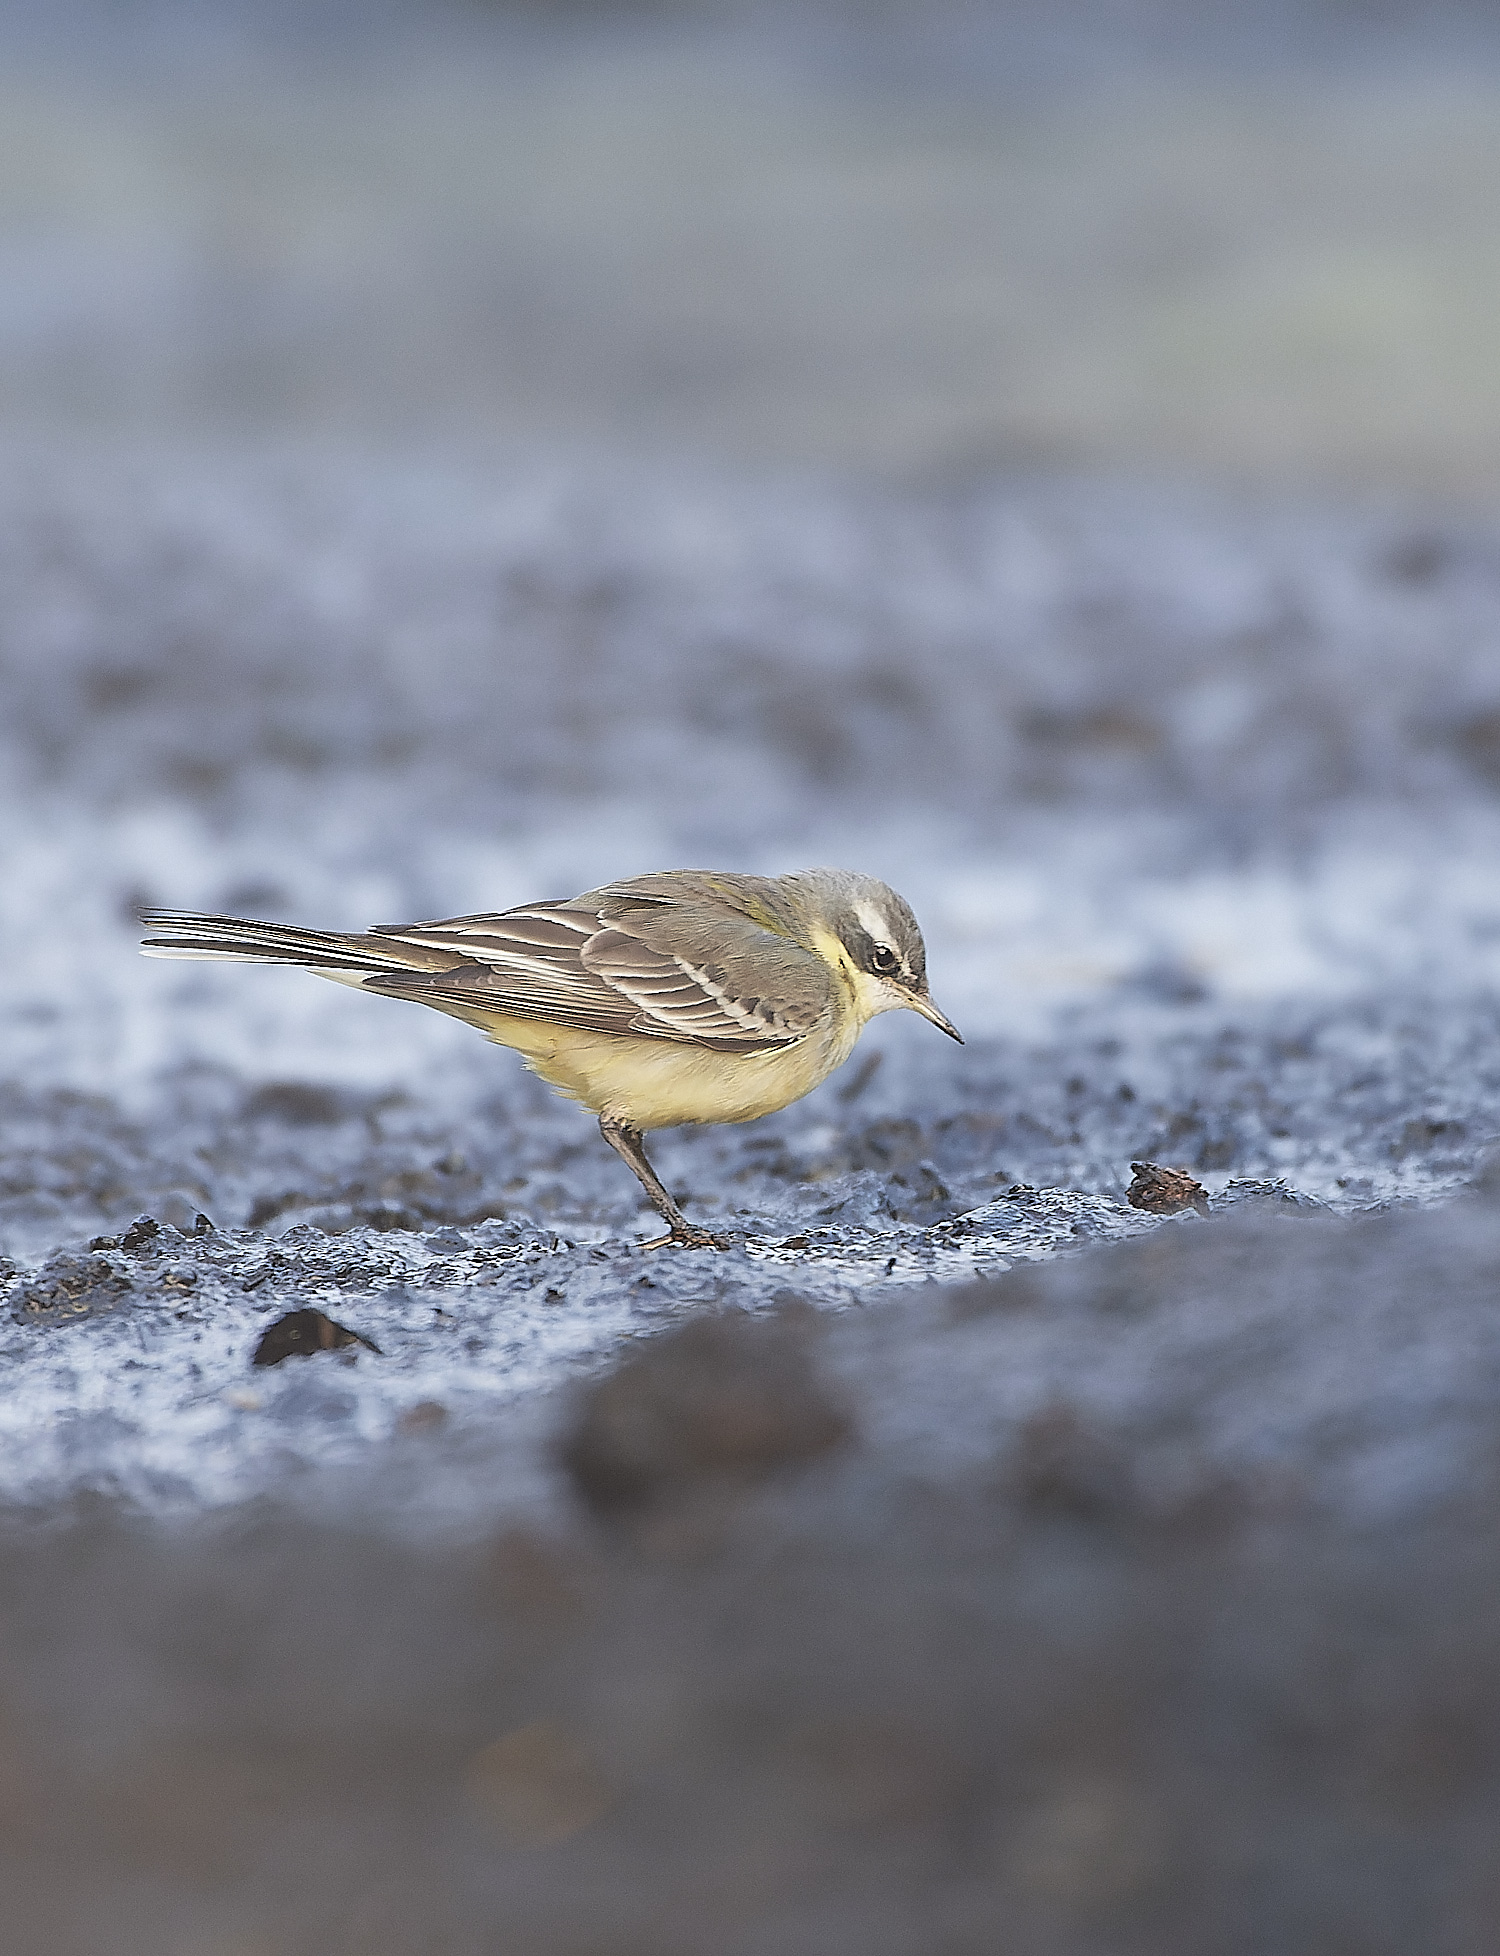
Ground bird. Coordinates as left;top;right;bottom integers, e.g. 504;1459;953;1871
140;868;961;1249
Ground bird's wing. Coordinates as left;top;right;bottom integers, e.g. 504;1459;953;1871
364;894;830;1051
584;882;832;1045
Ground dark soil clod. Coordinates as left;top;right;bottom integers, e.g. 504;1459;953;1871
251;1307;383;1367
1127;1162;1211;1217
560;1307;854;1514
1010;1401;1138;1523
11;1254;132;1320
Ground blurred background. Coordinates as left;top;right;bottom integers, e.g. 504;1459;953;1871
6;0;1500;1106
6;0;1500;483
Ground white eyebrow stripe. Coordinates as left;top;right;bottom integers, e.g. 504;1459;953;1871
853;898;891;946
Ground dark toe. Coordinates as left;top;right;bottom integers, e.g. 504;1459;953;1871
640;1226;732;1251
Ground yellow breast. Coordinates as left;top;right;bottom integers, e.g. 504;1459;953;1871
472;1009;859;1130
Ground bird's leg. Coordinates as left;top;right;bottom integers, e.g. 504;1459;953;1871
598;1116;730;1250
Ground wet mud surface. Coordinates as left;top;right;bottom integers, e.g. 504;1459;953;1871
6;985;1499;1517
6;449;1500;1948
9;1199;1500;1954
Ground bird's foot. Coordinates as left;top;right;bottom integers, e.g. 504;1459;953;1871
639;1223;733;1251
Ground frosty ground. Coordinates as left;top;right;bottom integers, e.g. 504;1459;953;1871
5;450;1500;1950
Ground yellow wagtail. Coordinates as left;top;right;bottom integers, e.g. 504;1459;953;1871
140;868;960;1248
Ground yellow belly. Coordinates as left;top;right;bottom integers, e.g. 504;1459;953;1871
470;1010;857;1130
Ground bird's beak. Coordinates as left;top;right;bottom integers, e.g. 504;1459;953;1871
906;991;963;1043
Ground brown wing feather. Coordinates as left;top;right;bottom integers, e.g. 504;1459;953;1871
144;880;833;1053
370;890;830;1050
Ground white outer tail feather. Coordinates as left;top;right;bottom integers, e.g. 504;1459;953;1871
137;910;405;975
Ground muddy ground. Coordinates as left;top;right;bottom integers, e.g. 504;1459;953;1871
5;449;1500;1953
8;1196;1500;1955
9;4;1500;1946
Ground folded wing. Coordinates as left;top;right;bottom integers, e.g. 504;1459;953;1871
366;885;830;1052
142;877;833;1053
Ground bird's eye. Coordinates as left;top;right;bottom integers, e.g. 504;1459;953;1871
870;944;899;975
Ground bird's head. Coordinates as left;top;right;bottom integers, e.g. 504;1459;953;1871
789;869;962;1042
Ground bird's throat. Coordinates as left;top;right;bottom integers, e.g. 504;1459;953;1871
808;924;891;1027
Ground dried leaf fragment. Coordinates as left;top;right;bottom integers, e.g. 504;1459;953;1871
1126;1161;1210;1217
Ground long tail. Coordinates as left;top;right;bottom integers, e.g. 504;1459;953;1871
138;908;423;976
